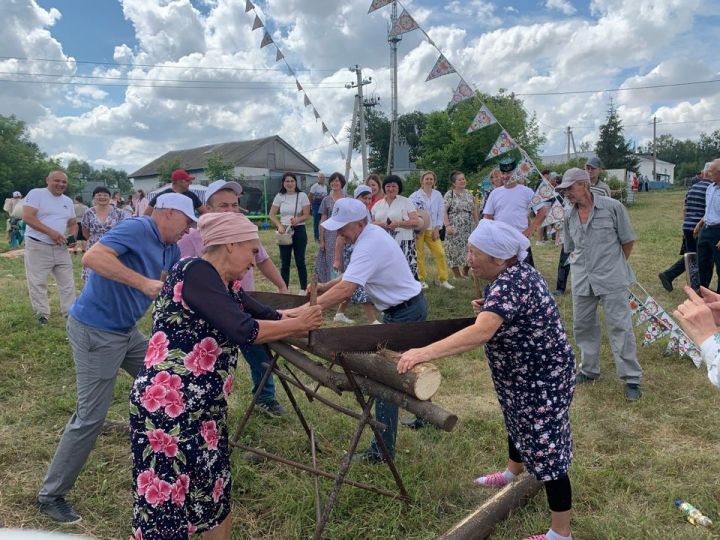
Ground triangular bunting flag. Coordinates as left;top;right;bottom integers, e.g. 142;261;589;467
467;104;498;134
368;0;392;13
388;9;419;37
514;151;539;183
296;80;303;92
541;200;566;227
321;123;328;134
664;333;680;356
686;347;702;368
304;94;311;107
530;179;555;208
642;320;671;346
426;54;456;81
260;32;273;48
628;292;646;316
252;15;263;31
485;130;517;160
275;49;284;62
450;80;474;106
245;0;254;12
313;108;320;120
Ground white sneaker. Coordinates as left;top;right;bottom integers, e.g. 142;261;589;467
298;289;307;296
439;280;455;290
371;320;382;325
420;281;429;289
333;313;355;324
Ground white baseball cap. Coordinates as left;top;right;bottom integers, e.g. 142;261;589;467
155;193;198;222
321;198;369;231
12;191;21;197
205;179;243;204
353;185;372;198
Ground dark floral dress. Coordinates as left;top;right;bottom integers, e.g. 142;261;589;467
481;261;575;481
129;257;280;539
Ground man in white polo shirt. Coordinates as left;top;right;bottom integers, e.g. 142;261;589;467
22;170;78;325
315;198;427;464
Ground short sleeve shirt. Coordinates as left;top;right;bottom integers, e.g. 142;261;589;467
342;224;421;311
272;192;310;226
371;195;417;241
23;188;75;244
409;189;444;229
309;182;328;204
149;188;203;210
482;185;537;231
562;195;636;295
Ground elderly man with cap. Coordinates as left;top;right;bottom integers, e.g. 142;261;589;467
584;157;611;198
482;157;547;267
398;219;576;540
22;171;78;324
144;169;208;216
558;168;642;401
178;179;290;417
314;197;427;464
36;193;194;524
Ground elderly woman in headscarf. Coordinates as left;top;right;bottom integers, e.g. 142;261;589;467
397;219;576;540
128;212;323;540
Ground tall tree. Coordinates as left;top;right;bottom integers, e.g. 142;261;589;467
205;152;235;182
595;99;639;171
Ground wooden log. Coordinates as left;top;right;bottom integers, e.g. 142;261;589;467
438;473;542;540
268;341;458;432
338;350;441;401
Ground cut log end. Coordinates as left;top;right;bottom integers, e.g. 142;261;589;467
413;364;442;400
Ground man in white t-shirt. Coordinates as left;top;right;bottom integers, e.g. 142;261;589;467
22;170;78;324
308;172;328;242
482;157;547;267
315;198;427;464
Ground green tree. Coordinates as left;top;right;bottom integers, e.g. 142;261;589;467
0;114;60;197
156;158;183;187
595;99;639;171
205;152;235;182
418;91;546;192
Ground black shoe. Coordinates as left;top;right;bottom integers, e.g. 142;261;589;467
576;372;598;384
625;383;642;401
401;417;428;430
351;450;385;465
658;272;673;292
38;497;81;524
256;399;288;418
553;289;565;296
37;314;49;325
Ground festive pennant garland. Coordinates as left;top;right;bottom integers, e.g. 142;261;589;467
244;3;359;174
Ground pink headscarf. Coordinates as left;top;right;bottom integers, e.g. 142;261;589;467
199;212;258;247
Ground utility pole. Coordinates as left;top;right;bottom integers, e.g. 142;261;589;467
566;126;571;162
346;65;372;180
387;0;401;176
652;116;657;182
344;94;359;183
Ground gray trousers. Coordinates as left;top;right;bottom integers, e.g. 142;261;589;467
572;288;642;384
38;316;147;502
24;236;76;317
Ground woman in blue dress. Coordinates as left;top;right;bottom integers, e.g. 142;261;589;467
398;219;575;540
129;212;322;539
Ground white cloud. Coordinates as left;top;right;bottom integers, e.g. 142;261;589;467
545;0;577;15
0;0;717;176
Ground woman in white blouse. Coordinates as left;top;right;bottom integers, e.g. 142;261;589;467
371;175;420;280
269;172;311;294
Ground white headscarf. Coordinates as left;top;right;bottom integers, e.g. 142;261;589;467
468;219;530;262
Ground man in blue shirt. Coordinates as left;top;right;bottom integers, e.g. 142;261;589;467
658;168;711;291
692;159;720;292
37;193;195;524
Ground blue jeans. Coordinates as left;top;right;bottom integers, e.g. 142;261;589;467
242;344;276;403
312;201;322;241
368;294;428;459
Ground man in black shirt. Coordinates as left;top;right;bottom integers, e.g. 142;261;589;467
144;169;208;216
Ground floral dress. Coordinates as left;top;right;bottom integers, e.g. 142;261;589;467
442;189;476;268
481;261;575;481
80;206;125;280
129;257;280;539
314;194;343;282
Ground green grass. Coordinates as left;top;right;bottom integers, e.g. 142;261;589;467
1;191;719;539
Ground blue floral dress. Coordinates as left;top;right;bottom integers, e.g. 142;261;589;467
129;257;279;538
80;206;125;280
481;261;575;481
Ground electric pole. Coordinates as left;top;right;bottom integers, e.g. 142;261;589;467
652;116;657;182
346;65;372;180
387;0;401;176
344;92;359;183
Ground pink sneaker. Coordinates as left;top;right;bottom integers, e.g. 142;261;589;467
522;536;548;540
473;471;509;488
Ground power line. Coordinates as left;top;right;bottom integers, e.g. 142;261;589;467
0;78;347;91
514;78;720;97
0;55;341;73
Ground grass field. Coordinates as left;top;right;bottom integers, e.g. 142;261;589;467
1;190;719;539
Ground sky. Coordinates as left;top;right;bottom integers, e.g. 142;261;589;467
2;0;719;176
